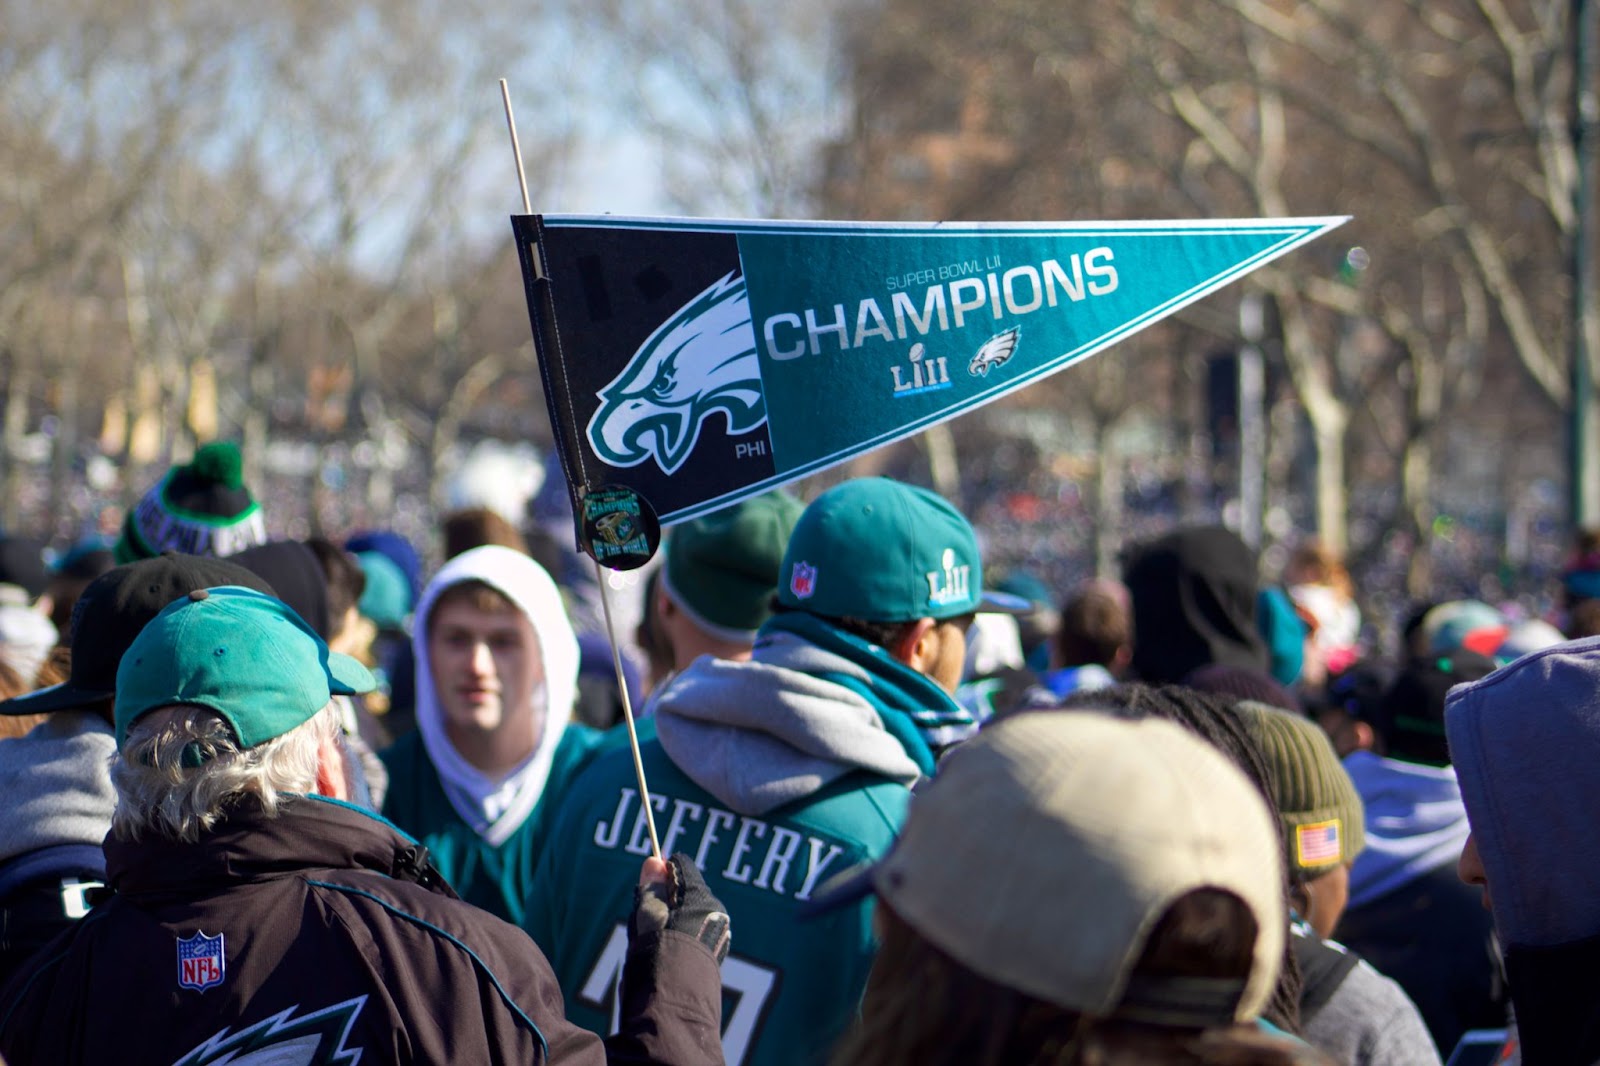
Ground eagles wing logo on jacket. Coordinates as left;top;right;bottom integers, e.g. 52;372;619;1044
586;272;767;476
171;996;366;1066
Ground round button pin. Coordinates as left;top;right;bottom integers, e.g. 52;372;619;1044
580;484;661;571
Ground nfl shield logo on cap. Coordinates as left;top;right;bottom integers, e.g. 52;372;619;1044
790;561;817;600
176;930;226;992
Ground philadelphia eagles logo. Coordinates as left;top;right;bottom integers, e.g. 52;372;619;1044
171;996;365;1065
586;272;767;476
968;327;1020;377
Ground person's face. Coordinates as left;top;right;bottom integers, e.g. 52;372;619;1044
1316;707;1371;758
428;601;545;745
329;606;371;659
1458;831;1495;915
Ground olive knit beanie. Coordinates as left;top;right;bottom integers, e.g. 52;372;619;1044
1231;699;1365;880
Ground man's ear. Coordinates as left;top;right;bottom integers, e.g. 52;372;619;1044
890;618;938;670
315;732;352;802
656;582;678;620
1353;720;1376;753
1288;880;1312;920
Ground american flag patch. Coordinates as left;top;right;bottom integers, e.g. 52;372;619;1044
1296;819;1343;866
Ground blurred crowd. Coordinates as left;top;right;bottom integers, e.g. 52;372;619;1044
0;440;1597;1064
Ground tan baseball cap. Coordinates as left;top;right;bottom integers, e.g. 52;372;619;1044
813;712;1285;1023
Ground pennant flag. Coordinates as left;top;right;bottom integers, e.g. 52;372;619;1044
513;214;1345;538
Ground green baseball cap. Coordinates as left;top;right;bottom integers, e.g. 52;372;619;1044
778;478;1023;623
354;550;412;630
115;585;375;749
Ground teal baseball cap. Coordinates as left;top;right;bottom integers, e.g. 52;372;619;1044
777;478;1025;623
354;550;411;630
115;585;376;749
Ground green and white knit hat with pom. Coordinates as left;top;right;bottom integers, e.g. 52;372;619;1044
115;442;269;562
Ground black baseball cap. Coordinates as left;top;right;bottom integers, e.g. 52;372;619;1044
0;535;50;602
1373;651;1498;766
0;551;274;716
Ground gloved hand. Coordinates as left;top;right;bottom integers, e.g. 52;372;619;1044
630;852;731;964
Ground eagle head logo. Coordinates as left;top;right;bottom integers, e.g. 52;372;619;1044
586;272;768;476
968;327;1020;377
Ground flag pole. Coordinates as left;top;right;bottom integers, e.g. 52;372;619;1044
499;79;661;860
500;79;533;216
593;560;661;859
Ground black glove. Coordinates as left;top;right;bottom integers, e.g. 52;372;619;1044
630;852;732;964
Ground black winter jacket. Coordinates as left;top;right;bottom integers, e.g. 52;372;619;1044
0;796;723;1065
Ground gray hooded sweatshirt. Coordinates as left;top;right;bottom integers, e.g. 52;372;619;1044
653;627;925;816
0;712;117;864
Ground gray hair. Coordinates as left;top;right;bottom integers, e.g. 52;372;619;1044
111;702;341;844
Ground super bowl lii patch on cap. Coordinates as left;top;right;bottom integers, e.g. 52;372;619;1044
581;484;660;570
1295;819;1342;866
925;548;972;610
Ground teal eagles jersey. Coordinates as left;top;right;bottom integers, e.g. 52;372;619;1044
524;739;910;1066
379;724;603;925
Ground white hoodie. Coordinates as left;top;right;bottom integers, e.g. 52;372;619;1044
412;545;579;846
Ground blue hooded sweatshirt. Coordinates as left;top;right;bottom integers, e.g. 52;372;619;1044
1343;750;1471;908
1445;636;1600;1066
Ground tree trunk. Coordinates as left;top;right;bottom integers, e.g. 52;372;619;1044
1092;417;1124;579
1401;341;1445;597
1580;387;1600;530
241;344;273;497
1308;407;1349;556
428;353;505;513
49;368;79;535
1276;290;1351;553
921;423;960;502
2;362;28;530
1400;434;1434;596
